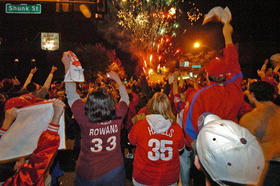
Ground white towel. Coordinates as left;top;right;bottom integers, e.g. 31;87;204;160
270;53;280;65
203;6;231;25
0;100;65;161
64;51;85;82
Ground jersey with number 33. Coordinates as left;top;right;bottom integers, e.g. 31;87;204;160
71;99;128;179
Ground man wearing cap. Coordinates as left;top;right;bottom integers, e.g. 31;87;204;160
194;113;265;186
182;22;246;148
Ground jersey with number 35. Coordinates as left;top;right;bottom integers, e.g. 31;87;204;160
129;119;184;186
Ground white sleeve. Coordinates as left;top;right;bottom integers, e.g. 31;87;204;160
65;83;80;107
118;84;129;106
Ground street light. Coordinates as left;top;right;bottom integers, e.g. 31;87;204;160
193;42;200;49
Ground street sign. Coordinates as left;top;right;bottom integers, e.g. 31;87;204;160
192;65;201;68
5;3;41;14
41;33;60;51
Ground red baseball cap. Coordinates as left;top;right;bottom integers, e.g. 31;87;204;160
204;57;229;78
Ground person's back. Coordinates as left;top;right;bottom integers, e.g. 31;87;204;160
129;92;184;186
61;51;129;185
182;23;245;147
240;81;280;160
240;81;280;185
71;95;128;179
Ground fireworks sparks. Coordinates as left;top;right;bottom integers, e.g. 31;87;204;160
104;0;203;83
186;2;203;25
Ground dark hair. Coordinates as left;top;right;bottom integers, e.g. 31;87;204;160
249;81;275;102
85;88;118;123
208;75;226;83
26;82;37;93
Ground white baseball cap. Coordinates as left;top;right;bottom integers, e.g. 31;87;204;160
196;113;265;185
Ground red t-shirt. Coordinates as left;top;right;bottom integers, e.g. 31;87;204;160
128;119;184;185
71;99;128;179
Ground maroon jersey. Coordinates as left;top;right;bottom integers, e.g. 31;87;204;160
71;99;128;179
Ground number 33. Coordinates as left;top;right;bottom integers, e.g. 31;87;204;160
90;136;116;152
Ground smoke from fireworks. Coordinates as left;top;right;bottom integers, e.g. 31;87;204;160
97;0;203;78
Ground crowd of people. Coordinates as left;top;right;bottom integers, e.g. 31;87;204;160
0;21;279;186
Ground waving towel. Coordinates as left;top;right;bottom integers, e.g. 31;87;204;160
64;51;85;82
270;53;280;66
0;100;65;162
203;6;231;25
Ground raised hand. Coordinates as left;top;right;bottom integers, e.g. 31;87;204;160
106;71;122;84
61;51;71;73
51;66;58;73
264;58;269;65
51;99;65;124
30;67;38;74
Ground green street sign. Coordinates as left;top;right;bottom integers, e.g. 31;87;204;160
191;65;201;68
5;3;41;14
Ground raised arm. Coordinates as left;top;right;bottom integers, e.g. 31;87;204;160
61;52;80;107
172;73;178;96
0;108;17;139
257;59;269;79
4;99;65;186
273;64;280;74
222;23;241;75
107;71;129;106
223;23;233;46
42;66;57;90
21;67;37;90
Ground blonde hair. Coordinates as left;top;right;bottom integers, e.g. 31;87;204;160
147;92;175;122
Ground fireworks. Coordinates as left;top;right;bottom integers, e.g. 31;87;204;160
102;0;203;83
186;2;203;25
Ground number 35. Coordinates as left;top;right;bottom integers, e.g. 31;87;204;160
148;139;173;161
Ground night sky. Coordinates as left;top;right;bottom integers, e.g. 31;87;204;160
0;0;280;80
200;0;280;42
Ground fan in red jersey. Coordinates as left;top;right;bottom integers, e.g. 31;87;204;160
129;92;184;186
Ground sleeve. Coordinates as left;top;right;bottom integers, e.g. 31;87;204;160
128;122;139;146
65;83;80;107
4;123;60;186
0;128;7;140
119;84;129;106
70;99;85;124
115;101;128;120
223;44;241;75
177;125;185;151
182;90;204;147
